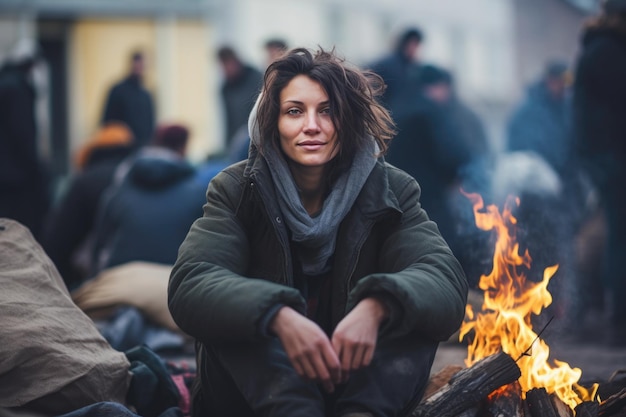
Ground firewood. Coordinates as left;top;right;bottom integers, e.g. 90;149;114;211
575;401;599;417
424;365;464;399
483;382;525;417
550;393;574;417
411;351;521;417
526;388;558;417
599;387;626;416
454;408;479;417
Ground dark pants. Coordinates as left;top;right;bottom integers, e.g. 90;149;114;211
602;179;626;328
192;335;438;417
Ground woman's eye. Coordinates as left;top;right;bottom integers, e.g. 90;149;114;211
287;108;301;115
320;107;331;115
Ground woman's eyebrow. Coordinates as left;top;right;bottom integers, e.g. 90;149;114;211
282;99;304;105
281;99;330;106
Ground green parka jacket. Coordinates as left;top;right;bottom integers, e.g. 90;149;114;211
168;145;468;346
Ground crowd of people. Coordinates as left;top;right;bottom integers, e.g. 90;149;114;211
0;0;625;415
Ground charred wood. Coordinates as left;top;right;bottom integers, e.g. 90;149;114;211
599;387;626;416
424;365;464;400
411;352;521;417
454;408;479;417
599;374;626;402
483;382;525;417
575;401;599;417
526;388;558;417
550;393;573;417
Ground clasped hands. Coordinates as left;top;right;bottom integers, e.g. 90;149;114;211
269;297;389;393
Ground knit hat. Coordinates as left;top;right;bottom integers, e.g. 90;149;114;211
604;0;626;13
75;122;134;169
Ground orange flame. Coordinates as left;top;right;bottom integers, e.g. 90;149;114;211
459;192;594;410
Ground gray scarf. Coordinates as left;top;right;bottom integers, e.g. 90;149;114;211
248;100;378;275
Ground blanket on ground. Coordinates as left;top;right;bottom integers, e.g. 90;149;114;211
71;261;179;333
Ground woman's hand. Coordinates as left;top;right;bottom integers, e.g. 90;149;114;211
331;297;389;383
270;306;341;392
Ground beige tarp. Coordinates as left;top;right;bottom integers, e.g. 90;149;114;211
0;218;131;414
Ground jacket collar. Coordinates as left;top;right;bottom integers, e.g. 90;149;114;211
244;143;402;221
355;158;403;220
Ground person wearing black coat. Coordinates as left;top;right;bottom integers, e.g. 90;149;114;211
41;122;135;289
368;28;425;122
102;51;155;148
573;0;626;346
0;39;50;239
217;46;263;151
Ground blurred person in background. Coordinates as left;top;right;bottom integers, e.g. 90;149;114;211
0;38;50;240
168;47;467;417
216;45;263;154
84;123;205;353
504;60;588;321
198;44;264;185
91;123;205;275
264;38;289;66
386;65;491;287
41;122;135;290
102;50;155;148
222;39;291;166
369;27;442;123
507;61;574;181
573;0;626;346
420;66;490;172
421;65;491;286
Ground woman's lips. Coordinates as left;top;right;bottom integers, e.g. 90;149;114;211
298;141;325;151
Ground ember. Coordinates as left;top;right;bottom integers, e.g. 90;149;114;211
458;192;597;410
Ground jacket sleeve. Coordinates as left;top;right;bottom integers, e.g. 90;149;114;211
168;169;306;345
347;168;468;341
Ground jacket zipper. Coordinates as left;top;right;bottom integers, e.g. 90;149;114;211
249;180;292;286
344;219;376;310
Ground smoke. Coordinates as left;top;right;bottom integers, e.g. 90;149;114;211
451;151;582;313
490;150;562;207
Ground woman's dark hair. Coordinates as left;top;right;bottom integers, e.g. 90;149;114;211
255;47;396;172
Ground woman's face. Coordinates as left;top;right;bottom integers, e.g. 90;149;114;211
278;74;338;169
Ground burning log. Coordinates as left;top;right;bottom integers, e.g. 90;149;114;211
550;393;574;417
483;381;525;417
411;351;521;417
526;388;575;417
527;388;558;417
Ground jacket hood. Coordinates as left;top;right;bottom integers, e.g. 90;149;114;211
127;147;195;189
248;94;263;148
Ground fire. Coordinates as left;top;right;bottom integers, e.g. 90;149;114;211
458;192;594;410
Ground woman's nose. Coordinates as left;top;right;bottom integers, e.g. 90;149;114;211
303;113;321;133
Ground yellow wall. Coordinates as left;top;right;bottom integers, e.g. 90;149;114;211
69;18;218;165
166;20;218;162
